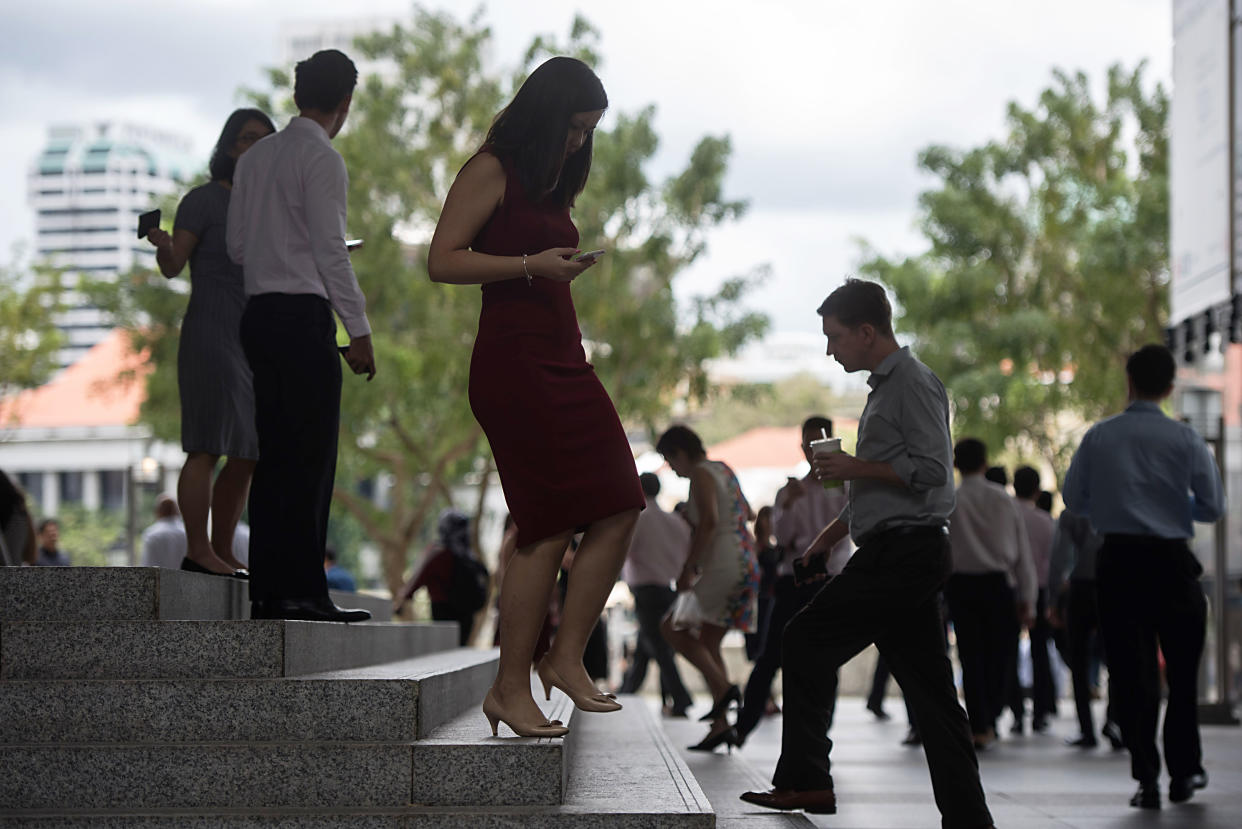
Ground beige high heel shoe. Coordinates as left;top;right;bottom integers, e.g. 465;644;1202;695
482;690;569;738
536;657;622;713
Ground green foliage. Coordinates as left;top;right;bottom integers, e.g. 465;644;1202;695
858;64;1168;477
55;504;125;567
97;6;766;596
0;260;66;407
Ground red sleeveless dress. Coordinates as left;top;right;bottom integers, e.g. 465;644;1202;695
468;153;643;547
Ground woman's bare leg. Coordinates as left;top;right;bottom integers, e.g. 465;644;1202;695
662;618;731;702
489;529;574;725
210;457;255;570
178;452;233;574
544;508;639;694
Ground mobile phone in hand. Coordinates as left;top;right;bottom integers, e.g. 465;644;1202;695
137;209;160;239
793;555;828;587
571;248;605;262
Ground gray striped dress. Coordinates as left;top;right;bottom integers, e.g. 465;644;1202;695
173;182;258;459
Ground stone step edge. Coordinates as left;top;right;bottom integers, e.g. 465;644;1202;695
0;648;499;745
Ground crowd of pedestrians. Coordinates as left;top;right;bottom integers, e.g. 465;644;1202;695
0;42;1227;827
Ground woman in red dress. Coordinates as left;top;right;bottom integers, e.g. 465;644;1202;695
429;57;643;738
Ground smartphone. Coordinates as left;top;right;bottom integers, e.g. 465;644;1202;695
792;555;828;587
338;345;351;356
571;248;605;262
346;239;364;250
137;209;161;240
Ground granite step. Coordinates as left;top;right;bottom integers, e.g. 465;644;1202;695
0;565;395;622
0;648;499;745
0;619;458;680
0;677;573;811
0;693;714;826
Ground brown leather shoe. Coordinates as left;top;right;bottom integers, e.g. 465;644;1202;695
740;787;836;814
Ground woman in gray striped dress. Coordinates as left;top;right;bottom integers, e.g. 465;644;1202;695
145;108;275;577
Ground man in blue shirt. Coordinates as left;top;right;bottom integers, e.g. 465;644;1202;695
1063;344;1223;810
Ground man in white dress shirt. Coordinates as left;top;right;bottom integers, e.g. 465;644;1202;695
616;473;694;715
140;495;187;570
227;49;375;623
946;437;1036;749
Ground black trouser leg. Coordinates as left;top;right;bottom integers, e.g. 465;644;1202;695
947;573;1012;735
241;294;339;603
1031;588;1056;718
738;576;817;738
1098;537;1206;785
882;592;990;828
868;653;891;711
1067;580;1098;738
621;585;692;709
1157;553;1207;779
771;530;992;829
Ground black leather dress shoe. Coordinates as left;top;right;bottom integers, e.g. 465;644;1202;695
1064;734;1098;748
740;787;836;814
1169;771;1208;804
1129;783;1160;809
263;596;372;623
901;726;922;746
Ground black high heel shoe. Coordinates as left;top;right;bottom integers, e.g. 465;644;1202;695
688;724;738;753
699;684;741;722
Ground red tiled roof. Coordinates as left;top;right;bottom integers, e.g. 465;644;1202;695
0;330;149;428
707;421;859;470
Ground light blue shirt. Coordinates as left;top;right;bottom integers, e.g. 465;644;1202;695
1063;400;1223;539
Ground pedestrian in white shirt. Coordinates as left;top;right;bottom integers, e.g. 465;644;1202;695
227;48;374;624
945;437;1035;750
616;473;694;716
141;495;187;570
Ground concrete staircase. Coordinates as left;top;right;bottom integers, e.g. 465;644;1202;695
0;567;713;827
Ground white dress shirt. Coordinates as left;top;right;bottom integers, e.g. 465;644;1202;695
1016;499;1054;588
622;496;691;588
949;473;1037;607
141;517;187;570
227;117;371;337
773;474;852;576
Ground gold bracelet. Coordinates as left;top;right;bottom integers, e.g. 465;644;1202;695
521;253;532;285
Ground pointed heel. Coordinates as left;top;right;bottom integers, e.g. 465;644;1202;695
699;684;741;722
481;690;569;739
539;671;553;702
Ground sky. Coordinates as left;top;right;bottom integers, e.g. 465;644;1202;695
0;0;1173;348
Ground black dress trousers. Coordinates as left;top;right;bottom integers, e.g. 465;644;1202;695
773;527;992;829
945;571;1015;735
240;293;340;603
1097;535;1207;786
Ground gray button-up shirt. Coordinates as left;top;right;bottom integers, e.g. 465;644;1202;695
840;346;955;543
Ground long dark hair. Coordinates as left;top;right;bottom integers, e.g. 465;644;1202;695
484;57;608;208
209;108;276;183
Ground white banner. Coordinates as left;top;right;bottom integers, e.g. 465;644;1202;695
1170;0;1231;324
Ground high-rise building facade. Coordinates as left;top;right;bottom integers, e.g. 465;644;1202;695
27;122;194;366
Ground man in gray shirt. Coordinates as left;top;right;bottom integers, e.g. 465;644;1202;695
741;279;993;829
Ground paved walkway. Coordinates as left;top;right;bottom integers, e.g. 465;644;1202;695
658;696;1242;828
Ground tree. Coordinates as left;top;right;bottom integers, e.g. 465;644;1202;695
857;63;1168;476
0;259;66;413
103;7;767;603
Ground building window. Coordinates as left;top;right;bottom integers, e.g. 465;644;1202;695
100;470;126;511
59;471;84;505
